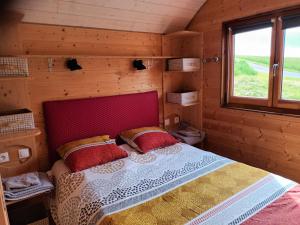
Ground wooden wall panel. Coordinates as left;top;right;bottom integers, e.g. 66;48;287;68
189;0;300;182
0;23;163;171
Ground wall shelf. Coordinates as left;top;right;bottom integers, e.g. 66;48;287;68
164;30;201;38
0;128;41;142
8;55;176;59
162;30;203;131
6;190;51;206
0;77;31;81
166;70;200;73
167;102;199;107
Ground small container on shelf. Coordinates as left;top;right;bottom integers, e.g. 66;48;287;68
0;109;35;135
167;91;198;106
167;58;200;72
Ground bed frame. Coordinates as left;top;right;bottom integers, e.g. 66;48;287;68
43;91;159;164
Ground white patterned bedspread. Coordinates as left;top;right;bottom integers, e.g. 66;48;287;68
50;143;297;225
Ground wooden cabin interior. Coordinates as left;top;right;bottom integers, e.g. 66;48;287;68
1;1;300;225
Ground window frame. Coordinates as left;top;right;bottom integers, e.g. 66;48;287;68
222;6;300;115
273;17;300;110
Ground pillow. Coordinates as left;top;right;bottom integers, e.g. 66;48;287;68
57;135;128;172
120;126;178;153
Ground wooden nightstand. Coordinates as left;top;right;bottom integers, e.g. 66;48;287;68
0;128;41;178
0;174;52;225
0;117;50;225
0;126;50;225
0;174;10;225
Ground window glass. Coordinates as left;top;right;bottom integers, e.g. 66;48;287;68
233;28;272;98
281;26;300;101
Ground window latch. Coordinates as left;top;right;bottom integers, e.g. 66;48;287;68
272;63;279;77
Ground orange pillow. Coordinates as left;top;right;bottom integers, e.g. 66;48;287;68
120;127;178;153
57;135;128;172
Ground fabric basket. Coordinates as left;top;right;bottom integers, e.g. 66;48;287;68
0;109;35;134
0;57;29;77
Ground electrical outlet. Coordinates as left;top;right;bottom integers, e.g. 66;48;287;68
0;152;10;163
19;148;30;159
174;116;180;124
164;118;170;126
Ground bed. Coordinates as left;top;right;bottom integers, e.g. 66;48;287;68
43;91;300;225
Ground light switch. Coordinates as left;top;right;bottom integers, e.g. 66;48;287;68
174;116;180;124
165;118;170;126
18;148;30;159
0;152;10;163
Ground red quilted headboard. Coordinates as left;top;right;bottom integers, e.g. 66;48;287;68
43;91;159;164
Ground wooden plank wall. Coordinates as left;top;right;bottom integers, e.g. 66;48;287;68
189;0;300;182
0;23;163;171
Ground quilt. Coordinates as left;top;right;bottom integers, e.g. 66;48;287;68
50;143;299;225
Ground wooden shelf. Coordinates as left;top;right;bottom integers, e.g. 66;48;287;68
167;102;199;107
0;129;41;142
6;190;51;206
10;55;176;59
164;30;201;38
0;76;31;81
166;70;200;73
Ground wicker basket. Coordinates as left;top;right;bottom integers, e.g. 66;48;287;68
0;109;35;134
0;57;29;77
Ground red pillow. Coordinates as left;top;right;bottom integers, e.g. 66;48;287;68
57;135;128;172
120;127;178;153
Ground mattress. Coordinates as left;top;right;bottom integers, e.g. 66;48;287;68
50;143;300;225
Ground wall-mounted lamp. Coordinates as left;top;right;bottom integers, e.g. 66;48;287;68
133;59;146;70
66;58;82;71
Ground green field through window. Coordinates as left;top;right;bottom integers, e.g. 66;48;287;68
282;27;300;101
233;28;271;98
233;27;300;101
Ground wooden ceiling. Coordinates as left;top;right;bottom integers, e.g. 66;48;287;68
11;0;207;33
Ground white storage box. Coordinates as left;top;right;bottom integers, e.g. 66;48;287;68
167;91;198;105
168;58;200;72
0;109;35;134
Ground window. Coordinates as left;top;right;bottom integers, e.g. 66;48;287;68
281;21;300;102
223;7;300;114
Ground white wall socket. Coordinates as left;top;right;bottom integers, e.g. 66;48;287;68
165;118;170;126
174;116;180;124
19;148;30;159
0;152;10;163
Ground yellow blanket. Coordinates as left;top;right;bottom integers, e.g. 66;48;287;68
100;163;268;225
